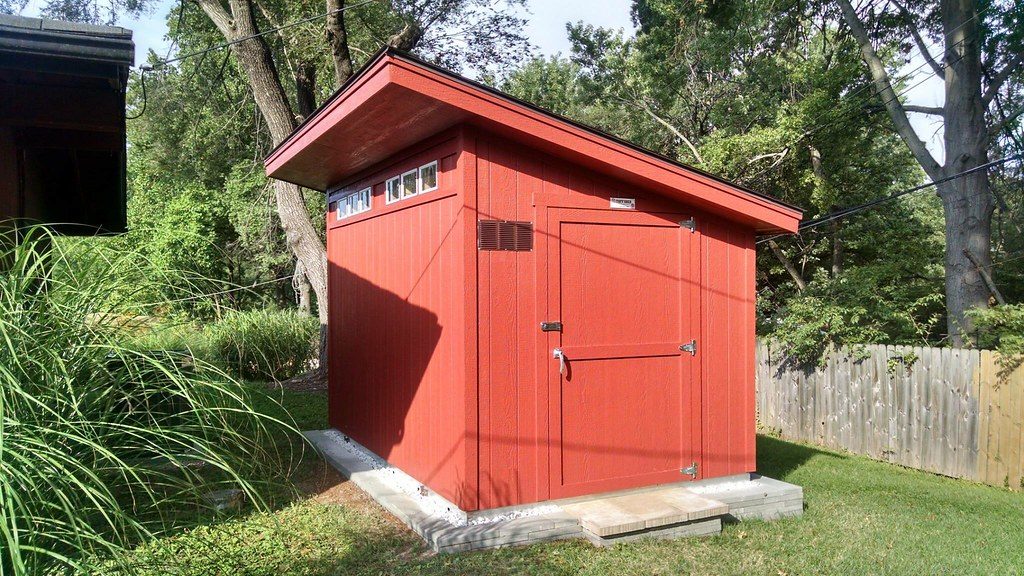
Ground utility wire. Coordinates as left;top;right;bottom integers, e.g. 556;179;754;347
757;155;1023;245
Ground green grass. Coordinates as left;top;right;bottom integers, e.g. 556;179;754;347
114;389;1024;576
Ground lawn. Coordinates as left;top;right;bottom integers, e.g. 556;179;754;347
117;388;1024;575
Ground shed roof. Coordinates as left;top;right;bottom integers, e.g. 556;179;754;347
266;48;801;233
0;14;133;66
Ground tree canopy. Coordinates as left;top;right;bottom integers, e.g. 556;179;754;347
2;0;1022;360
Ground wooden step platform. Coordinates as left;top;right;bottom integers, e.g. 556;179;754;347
561;487;729;545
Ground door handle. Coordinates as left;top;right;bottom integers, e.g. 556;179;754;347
553;348;567;376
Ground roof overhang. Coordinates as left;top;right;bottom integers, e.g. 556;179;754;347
0;15;133;235
0;14;133;68
265;49;802;233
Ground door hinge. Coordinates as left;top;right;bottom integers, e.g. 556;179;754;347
681;462;698;478
540;321;562;332
680;339;697;356
680;217;696;232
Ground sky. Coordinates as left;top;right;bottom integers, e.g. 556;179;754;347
20;0;944;160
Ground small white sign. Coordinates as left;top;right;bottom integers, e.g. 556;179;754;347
610;197;636;210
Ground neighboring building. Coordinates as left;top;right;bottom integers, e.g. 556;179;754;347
266;48;802;512
0;14;133;236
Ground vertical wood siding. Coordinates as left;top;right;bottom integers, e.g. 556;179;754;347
327;125;763;512
474;132;757;508
757;342;1024;490
701;220;757;478
328;144;471;508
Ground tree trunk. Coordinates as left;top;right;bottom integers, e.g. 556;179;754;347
293;259;311;314
195;0;330;361
325;0;354;86
830;218;844;278
939;0;993;346
808;145;842;277
295;61;317;120
838;0;996;346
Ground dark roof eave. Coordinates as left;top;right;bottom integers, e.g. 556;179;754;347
0;14;133;66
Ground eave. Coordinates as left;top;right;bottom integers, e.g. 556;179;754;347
265;49;802;234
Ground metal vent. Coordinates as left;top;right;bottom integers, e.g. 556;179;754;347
478;220;533;251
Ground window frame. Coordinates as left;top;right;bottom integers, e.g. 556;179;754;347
335;186;372;220
385;176;401;204
400;169;418;199
418;160;438;194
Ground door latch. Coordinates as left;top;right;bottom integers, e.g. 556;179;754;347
553;348;567;376
540;321;562;332
680;340;697;356
681;462;698;478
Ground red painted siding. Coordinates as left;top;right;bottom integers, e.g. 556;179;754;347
326;125;760;513
700;219;758;477
471;129;753;508
327;135;472;508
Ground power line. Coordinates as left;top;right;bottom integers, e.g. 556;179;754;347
757;155;1023;245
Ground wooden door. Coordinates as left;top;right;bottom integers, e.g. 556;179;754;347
543;208;700;498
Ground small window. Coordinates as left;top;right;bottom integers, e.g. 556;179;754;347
356;187;370;212
419;161;438;193
386;176;401;204
401;170;417;198
335;187;372;220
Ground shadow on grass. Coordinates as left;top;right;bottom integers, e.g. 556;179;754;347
756;433;845;482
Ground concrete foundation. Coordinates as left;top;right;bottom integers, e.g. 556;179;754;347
305;429;804;552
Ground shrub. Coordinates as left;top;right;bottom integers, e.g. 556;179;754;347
0;228;297;575
206;309;318;382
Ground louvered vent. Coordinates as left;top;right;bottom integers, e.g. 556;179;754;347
478;220;533;251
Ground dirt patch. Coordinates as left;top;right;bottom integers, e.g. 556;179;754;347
272;368;327;393
295;459;409;531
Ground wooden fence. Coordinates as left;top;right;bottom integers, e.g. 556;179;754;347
756;341;1024;490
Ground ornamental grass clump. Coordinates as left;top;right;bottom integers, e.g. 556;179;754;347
0;228;297;575
206;309;318;382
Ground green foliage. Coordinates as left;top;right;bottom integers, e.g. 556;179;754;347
128;321;211;358
969;304;1024;359
0;228;299;575
125;180;237;316
206;309;318;382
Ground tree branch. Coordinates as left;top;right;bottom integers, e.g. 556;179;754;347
836;0;943;180
982;53;1024;105
192;0;234;37
768;239;807;291
903;104;945;115
326;0;354;86
637;101;705;166
988;102;1024;143
892;0;944;78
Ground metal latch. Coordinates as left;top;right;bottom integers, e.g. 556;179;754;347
541;321;562;332
681;462;698;478
680;217;696;232
680;340;697;356
553;348;567;376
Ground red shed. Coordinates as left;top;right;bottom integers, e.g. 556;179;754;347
266;49;802;512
